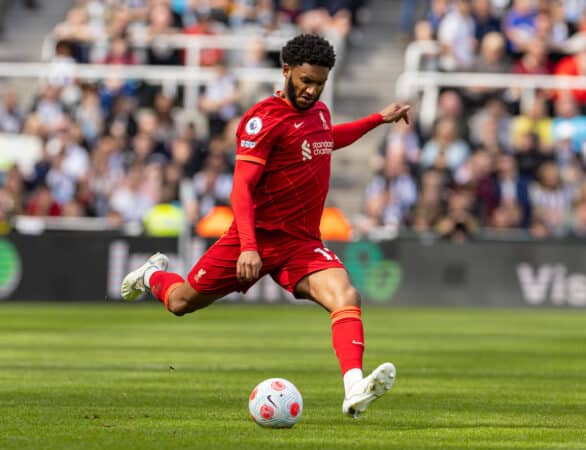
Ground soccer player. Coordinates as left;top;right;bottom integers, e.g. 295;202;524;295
121;33;410;418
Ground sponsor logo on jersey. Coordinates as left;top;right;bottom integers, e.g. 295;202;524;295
302;140;334;160
294;121;304;129
301;140;312;161
240;139;256;148
312;140;334;155
245;116;263;135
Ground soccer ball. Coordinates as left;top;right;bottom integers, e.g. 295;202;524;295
248;378;303;428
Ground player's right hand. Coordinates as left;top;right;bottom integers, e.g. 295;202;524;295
237;250;262;283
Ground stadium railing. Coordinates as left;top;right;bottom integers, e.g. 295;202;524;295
0;60;285;111
38;32;337;110
395;70;586;133
403;40;441;72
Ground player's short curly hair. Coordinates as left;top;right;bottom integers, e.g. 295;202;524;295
281;34;336;69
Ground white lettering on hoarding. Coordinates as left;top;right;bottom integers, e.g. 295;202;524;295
517;263;586;306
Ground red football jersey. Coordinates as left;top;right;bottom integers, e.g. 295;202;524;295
235;94;334;240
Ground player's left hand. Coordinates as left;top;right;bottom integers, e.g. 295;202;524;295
379;103;411;124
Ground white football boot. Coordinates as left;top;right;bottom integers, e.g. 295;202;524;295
342;362;396;418
120;252;169;301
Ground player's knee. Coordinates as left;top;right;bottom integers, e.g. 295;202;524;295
167;293;198;316
167;299;187;316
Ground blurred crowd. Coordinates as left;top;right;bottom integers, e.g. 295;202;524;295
0;0;367;234
356;0;586;241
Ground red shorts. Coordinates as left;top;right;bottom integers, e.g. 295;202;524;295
187;228;345;296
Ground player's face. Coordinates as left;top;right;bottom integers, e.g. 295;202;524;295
284;63;329;110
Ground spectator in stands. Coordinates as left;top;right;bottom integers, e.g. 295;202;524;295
468;97;512;153
75;85;103;147
0;165;24;221
25;184;62;217
466;31;510;105
513;131;552;179
553;41;586;107
488;203;523;231
374;111;421;172
129;132;156;166
87;138;124;217
511;94;553;153
435;89;468;140
529;161;575;236
135;108;171;157
106;7;132;39
183;11;225;67
32;84;66;136
471;31;510;74
169;136;206;179
535;3;569;54
146;3;180;66
471;0;501;41
551;92;586;153
454;148;496;222
275;0;304;27
437;0;476;71
399;0;431;42
109;163;159;223
188;151;233;225
52;6;96;63
239;38;275;108
569;199;586;237
435;187;479;242
104;95;138;140
412;19;439;71
198;60;241;137
493;153;532;227
420;117;471;173
47;119;90;183
102;34;138;65
160;161;183;203
46;151;77;205
410;169;445;232
0;86;24;133
152;92;177;149
426;0;450;36
503;0;538;55
356;151;417;236
296;0;352;42
512;37;554;75
229;0;276;29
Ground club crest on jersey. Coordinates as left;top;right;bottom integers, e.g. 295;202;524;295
319;111;329;130
245;116;263;135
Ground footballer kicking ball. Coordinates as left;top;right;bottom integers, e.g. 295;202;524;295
248;378;303;428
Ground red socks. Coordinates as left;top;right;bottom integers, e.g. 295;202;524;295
149;271;184;308
331;306;364;375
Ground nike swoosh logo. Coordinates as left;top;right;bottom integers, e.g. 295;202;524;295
267;395;277;407
294;122;303;129
352;340;364;346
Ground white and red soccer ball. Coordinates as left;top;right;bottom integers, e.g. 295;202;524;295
248;378;303;428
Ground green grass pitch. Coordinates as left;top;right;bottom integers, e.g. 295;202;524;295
0;303;585;449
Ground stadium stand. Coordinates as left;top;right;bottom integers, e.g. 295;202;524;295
6;0;586;243
0;0;372;238
357;0;586;241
